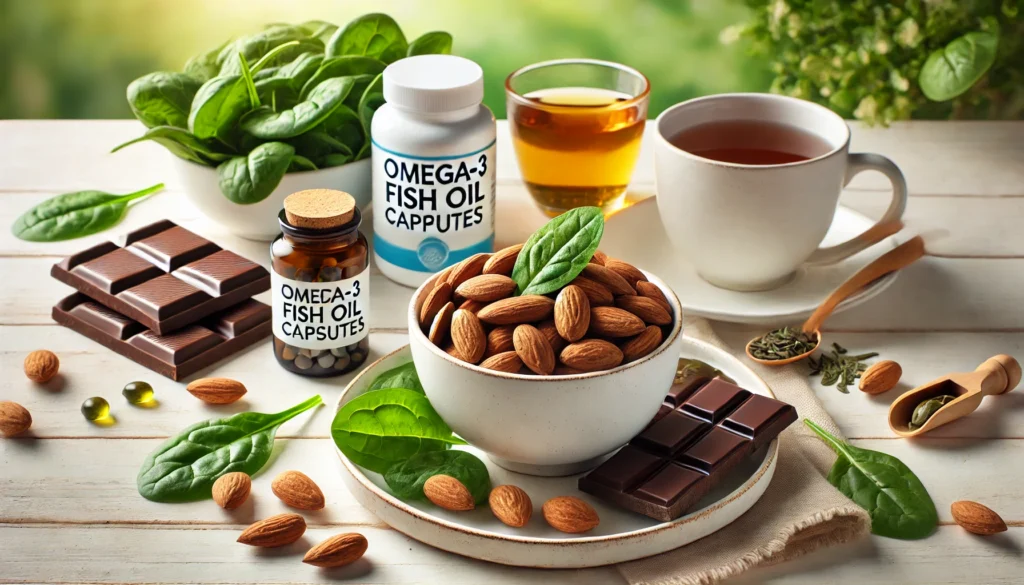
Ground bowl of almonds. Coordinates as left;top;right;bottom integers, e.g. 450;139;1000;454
408;207;683;477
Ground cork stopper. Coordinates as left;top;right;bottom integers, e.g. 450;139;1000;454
283;189;356;229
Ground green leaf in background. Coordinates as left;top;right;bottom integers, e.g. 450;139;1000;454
331;388;466;475
407;31;453;57
299;20;338;44
11;183;164;242
357;73;385;140
217;141;294;204
241;77;353;139
111;126;233;165
320;103;364;153
126;72;202;129
184;43;227;83
367;361;424;394
919;31;999;101
137;395;322;503
326;13;408;63
384;450;490;503
805;420;938;540
343;73;377;110
299;55;386;100
511;206;605;295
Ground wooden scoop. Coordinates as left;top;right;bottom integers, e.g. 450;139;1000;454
888;355;1021;437
747;235;925;366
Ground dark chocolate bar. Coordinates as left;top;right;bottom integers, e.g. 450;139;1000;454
579;378;797;522
51;220;270;334
52;293;271;380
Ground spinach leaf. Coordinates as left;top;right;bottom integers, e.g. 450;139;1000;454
217;141;295;204
12;183;164;243
275;52;325;91
300;20;338;43
331;388;466;474
290;154;318;171
385;450;490;503
326;13;408;63
184;41;229;82
805;420;937;540
126;72;202;129
111;126;232;165
407;32;453;56
288;130;350;164
357;73;385;137
241;77;353;139
299;55;386;100
367;361;424;394
322;153;353;167
137;395;322;502
321;104;364;151
511;206;605;295
217;26;322;76
342;74;376;110
919;30;999;101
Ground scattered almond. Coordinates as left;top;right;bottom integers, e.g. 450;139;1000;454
483;243;523;276
485;325;516;357
513;324;556;375
542;496;600;533
419;282;452;327
479;351;524;373
424;474;475;511
303;533;368;568
951;500;1007;535
569;275;614;306
636;281;672;313
272;470;325;511
590;250;608;265
489;485;533;527
859;360;902;394
582;263;635;296
554;285;590;342
537;320;567;355
446;253;490;290
186;377;247;404
237;513;306;547
212;472;251;509
620;326;663;362
456;274;517;302
476;295;554;325
605;258;647;287
451;309;487;364
561;339;624;372
0;401;32;437
589;306;646;337
616;295;672;326
23;350;59;383
428;302;455;345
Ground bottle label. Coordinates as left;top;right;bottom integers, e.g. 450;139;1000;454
271;269;369;350
372;139;496;272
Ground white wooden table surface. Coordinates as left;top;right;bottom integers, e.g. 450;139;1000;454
1;119;1022;584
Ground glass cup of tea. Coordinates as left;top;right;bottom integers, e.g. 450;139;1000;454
506;59;650;217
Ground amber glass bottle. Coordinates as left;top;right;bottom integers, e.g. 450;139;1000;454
270;189;370;377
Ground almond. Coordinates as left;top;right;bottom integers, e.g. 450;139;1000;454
554;365;586;376
620;326;663;362
428;302;455;345
446;253;490;290
271;470;325;511
605;258;647;287
479;351;524;373
458;299;487;314
951;500;1007;535
186;377;247;404
456;274;517;302
569;275;614;306
23;350;59;383
303;533;368;568
590;250;608;265
589;306;646;337
0;401;32;437
419;282;452;327
476;295;554;325
212;472;251;510
542;496;599;533
483;243;523;275
237;513;306;547
561;339;624;372
636;281;672;314
537;320;567;355
554;285;590;342
424;474;475;511
513;324;556;375
485;325;516;357
489;485;533;527
582;263;636;296
616;295;672;326
451;309;487;364
433;266;454;289
443;343;465;361
859;360;902;394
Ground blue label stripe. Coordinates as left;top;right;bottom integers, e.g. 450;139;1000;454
371;138;497;161
375;234;495;273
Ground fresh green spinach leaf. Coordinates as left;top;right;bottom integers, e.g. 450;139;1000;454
184;42;229;82
805;420;937;540
299;56;386;100
12;184;164;243
322;153;354;167
321;104;364;151
367;361;424;394
407;32;453;56
357;73;385;137
385;450;490;503
111;126;232;165
290;154;319;171
511;207;605;295
218;26;322;76
275;52;325;90
217;141;295;204
919;31;999;101
137;395;322;502
326;13;407;63
126;72;202;129
299;20;338;43
241;77;353;139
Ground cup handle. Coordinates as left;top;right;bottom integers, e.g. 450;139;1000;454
805;152;908;266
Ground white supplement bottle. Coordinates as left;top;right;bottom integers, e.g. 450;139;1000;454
371;54;496;288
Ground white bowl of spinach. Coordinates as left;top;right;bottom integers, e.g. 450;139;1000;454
114;14;452;240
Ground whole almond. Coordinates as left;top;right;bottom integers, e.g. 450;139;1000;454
451;309;487;364
446;253;490;290
569;276;614;306
212;472;251;509
620;326;664;362
485;325;516;357
554;365;586;376
424;474;475;511
456;274;517;302
859;360;902;394
590;250;608;265
272;470;325;511
303;533;368;568
480;351;524;373
490;485;533;527
0;401;32;437
537;320;567;355
24;350;59;383
428;302;456;345
542;496;600;533
636;281;672;313
616;296;672;326
443;343;465;361
433;266;454;289
186;377;247;404
589;306;646;337
582;263;636;296
458;299;487;314
951;500;1007;535
483;243;523;275
605;258;647;286
513;324;556;375
555;285;590;342
237;513;306;547
420;282;452;327
477;295;555;325
561;339;624;372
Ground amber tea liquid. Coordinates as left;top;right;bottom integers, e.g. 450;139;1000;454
510;87;645;216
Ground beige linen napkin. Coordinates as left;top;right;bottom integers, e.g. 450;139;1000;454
617;318;871;585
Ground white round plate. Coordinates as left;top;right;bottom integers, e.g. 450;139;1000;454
601;197;901;325
333;341;779;568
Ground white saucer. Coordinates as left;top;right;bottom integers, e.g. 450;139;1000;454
601;197;900;325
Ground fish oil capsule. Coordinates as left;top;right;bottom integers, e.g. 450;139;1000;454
122;381;154;404
81;397;110;421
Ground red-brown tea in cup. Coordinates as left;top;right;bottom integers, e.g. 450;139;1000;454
669;120;832;165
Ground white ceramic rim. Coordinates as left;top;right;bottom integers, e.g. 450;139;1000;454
332;340;778;550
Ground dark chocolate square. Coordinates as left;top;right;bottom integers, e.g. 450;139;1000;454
173;250;265;296
204;299;273;338
666;376;710;406
68;299;145;341
681;379;750;423
677;427;749;473
723;394;792;438
118;274;210;321
127;325;223;365
634;463;705;506
128;226;221;271
633;410;709;455
585;445;664;492
71;248;165;294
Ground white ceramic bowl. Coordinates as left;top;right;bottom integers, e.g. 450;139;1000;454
408;271;684;477
169;155;371;241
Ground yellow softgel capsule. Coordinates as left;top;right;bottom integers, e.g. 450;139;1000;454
122;381;154;404
81;397;110;421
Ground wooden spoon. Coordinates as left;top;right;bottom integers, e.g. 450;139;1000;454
888;355;1021;437
746;235;925;366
